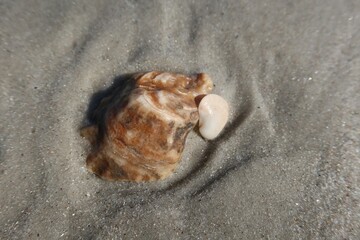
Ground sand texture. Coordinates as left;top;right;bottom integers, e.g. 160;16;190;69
1;0;359;239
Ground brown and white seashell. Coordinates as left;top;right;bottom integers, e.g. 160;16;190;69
81;71;213;182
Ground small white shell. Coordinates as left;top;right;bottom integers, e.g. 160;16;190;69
198;94;229;140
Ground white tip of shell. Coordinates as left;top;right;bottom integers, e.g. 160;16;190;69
198;94;229;140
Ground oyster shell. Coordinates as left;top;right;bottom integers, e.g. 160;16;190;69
81;72;213;181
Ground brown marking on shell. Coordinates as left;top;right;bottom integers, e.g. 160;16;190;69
82;71;213;182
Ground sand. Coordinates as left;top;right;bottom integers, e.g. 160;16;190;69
1;0;359;239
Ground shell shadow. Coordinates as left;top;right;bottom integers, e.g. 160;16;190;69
80;73;139;148
83;73;137;127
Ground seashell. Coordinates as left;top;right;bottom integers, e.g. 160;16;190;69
198;94;229;140
81;71;213;181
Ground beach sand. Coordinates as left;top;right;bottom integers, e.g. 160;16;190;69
1;0;359;239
